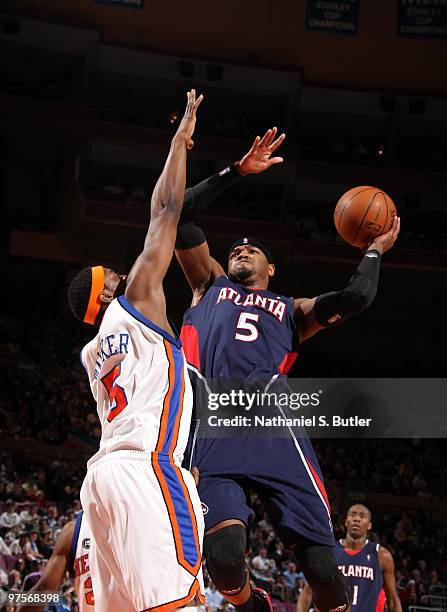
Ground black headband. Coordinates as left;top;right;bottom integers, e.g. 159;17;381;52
228;237;274;264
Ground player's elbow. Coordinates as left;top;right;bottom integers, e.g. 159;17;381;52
342;279;377;314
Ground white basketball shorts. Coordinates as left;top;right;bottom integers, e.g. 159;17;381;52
80;450;205;612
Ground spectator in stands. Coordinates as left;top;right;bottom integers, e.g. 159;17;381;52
0;564;8;587
271;574;287;602
251;546;275;587
10;533;35;562
283;561;303;587
0;500;21;530
204;580;224;611
28;530;44;560
8;567;22;590
410;568;428;603
429;569;445;590
268;537;289;569
417;558;429;582
0;533;11;554
19;502;33;526
46;505;59;530
283;561;304;600
257;512;273;535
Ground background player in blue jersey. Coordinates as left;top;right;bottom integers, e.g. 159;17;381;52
18;512;92;612
297;504;402;612
173;129;400;612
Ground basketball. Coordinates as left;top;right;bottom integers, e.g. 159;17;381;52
334;186;397;248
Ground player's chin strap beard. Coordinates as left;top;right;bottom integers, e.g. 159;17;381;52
229;268;255;283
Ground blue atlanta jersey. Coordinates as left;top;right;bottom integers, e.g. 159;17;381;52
336;540;386;612
180;276;299;378
180;275;335;547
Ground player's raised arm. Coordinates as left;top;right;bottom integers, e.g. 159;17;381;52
296;582;314;612
125;89;203;328
175;127;285;305
295;216;400;342
379;547;403;612
17;521;75;612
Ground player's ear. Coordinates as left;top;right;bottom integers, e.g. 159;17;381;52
100;288;114;304
268;264;275;278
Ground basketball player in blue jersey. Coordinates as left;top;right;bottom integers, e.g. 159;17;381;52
297;504;402;612
18;511;95;612
172;128;401;612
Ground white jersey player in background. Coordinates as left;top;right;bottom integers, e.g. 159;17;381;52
67;90;205;612
18;510;94;612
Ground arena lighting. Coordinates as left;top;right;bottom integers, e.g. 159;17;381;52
374;143;385;158
168;110;179;124
1;17;21;35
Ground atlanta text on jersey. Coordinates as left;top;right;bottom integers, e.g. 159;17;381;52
215;287;287;321
338;564;375;580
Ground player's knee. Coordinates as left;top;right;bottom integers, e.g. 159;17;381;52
295;542;350;612
204;525;247;596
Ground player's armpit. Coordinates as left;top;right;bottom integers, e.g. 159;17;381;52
176;243;225;303
379;547;403;612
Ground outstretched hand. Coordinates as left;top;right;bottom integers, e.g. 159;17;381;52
175;89;204;150
367;215;401;255
236;127;286;176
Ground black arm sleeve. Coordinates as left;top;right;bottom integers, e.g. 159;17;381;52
176;165;241;250
314;250;381;326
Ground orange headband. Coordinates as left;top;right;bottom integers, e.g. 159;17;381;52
83;266;105;325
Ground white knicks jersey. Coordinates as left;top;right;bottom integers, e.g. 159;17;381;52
71;511;94;611
81;295;193;466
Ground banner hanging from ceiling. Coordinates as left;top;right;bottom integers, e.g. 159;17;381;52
305;0;360;35
397;0;447;38
93;0;144;8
